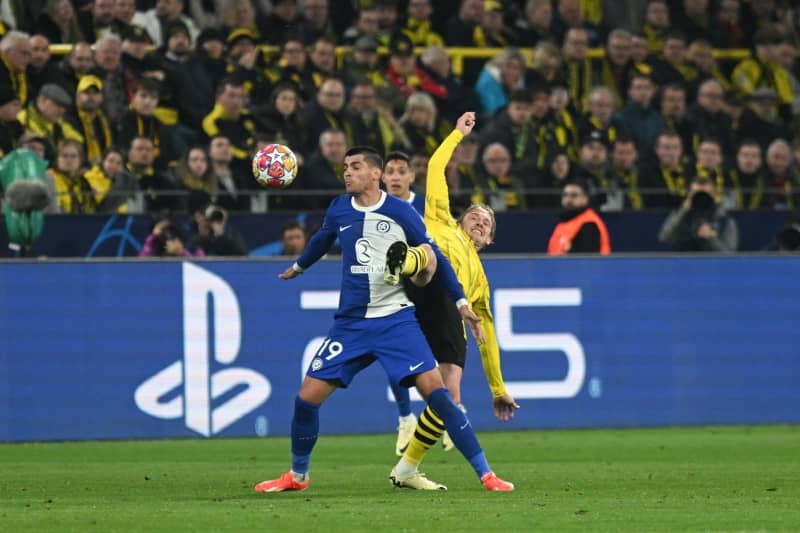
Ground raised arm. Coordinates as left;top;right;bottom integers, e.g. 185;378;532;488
425;112;477;227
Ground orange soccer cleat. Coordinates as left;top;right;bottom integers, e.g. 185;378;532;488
254;471;309;493
481;472;514;492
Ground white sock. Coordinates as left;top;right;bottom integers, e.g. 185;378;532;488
394;458;417;477
291;470;307;482
398;413;416;424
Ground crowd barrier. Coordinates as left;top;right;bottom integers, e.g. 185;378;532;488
0;210;789;257
48;43;752;77
1;256;798;442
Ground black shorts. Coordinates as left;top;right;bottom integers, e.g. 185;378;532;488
403;270;468;368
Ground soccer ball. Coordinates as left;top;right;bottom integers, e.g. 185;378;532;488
252;144;298;188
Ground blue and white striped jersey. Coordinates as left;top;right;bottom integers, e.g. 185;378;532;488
296;191;465;319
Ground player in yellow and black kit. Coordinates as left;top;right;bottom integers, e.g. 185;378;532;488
386;112;520;490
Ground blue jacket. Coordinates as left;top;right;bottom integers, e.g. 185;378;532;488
614;102;665;155
476;68;511;116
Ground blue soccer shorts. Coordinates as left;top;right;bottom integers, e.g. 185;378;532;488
306;308;438;388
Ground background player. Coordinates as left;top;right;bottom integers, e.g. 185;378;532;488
254;146;514;493
381;150;424;456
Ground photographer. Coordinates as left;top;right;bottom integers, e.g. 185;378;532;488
190;204;248;256
139;215;205;258
658;176;739;252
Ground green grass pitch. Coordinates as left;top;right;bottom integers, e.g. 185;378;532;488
1;426;798;532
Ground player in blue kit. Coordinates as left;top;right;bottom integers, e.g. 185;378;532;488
382;150;424;456
254;146;514;493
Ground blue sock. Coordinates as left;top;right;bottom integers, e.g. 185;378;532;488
290;396;320;475
428;388;491;479
391;381;412;417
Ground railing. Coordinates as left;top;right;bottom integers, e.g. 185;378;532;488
48;44;753;77
24;185;791;214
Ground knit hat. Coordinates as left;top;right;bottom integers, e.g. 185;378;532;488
123;25;151;44
164;20;190;41
389;33;414;57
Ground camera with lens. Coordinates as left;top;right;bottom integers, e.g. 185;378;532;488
205;205;226;224
689;190;715;213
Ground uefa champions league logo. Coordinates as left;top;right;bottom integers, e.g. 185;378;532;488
135;263;271;437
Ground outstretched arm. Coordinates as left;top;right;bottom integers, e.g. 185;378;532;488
279;206;338;279
474;300;519;420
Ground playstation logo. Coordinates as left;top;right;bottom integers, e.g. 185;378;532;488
135;263;271;437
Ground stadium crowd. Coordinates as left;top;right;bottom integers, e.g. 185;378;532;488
1;0;800;254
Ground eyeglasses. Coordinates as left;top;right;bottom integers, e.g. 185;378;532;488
320;92;344;97
59;152;80;159
562;192;585;198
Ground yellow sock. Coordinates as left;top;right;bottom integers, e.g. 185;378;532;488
400;246;429;276
402;406;445;467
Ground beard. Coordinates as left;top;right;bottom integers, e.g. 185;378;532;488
170;43;190;57
80;101;101;113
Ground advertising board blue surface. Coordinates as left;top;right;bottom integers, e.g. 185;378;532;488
1;257;798;442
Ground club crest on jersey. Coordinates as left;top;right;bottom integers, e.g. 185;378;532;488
376;221;391;233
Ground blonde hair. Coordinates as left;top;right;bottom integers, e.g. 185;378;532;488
532;41;562;72
457;204;497;241
400;91;437;132
487;46;525;71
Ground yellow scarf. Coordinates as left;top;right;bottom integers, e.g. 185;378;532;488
566;58;594;112
404;18;443;47
614;166;642;209
729;170;765;210
133;109;161;159
78;110;113;163
600;59;624;108
581;0;603;26
83;164;113;204
473;25;508;47
694;163;726;203
642;24;664;53
661;165;687;196
52;168;97;214
324;111;354;146
2;52;27;105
